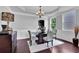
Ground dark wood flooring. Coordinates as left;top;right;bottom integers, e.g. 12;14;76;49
16;39;30;53
16;38;79;53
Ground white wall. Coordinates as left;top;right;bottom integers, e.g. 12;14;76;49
76;9;79;26
11;14;38;31
11;14;39;39
56;14;62;30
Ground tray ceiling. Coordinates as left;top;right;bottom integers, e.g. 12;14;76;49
3;6;76;16
9;6;59;15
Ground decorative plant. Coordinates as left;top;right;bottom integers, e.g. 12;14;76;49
74;26;79;38
51;17;57;34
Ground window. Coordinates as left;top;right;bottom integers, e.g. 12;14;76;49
62;10;76;31
49;17;56;31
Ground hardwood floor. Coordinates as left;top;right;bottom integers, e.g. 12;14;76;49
16;39;30;53
16;38;79;53
53;43;79;53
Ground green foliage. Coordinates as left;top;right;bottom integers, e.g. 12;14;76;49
51;17;56;30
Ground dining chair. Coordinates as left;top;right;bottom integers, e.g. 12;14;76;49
28;30;32;46
46;31;53;47
28;30;38;46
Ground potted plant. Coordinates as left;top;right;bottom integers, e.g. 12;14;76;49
51;17;57;38
74;26;79;38
73;26;79;47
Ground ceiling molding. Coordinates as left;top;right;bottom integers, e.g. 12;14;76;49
12;11;36;16
8;6;76;18
9;6;59;16
18;6;36;15
45;6;59;14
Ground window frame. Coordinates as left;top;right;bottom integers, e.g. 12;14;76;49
62;9;77;31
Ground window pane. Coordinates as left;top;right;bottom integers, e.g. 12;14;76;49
62;10;76;31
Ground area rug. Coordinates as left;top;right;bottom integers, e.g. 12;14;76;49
27;39;64;53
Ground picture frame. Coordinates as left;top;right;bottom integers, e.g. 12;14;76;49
1;12;14;22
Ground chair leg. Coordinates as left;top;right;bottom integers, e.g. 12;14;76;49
47;42;49;47
30;40;32;46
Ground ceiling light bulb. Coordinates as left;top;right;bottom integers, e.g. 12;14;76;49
36;6;44;18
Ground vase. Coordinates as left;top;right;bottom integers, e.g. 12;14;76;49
73;38;78;47
1;25;7;31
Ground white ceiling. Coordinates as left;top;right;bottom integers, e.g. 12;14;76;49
9;6;59;15
6;6;77;16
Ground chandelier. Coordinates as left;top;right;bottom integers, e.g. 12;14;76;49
36;6;44;18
